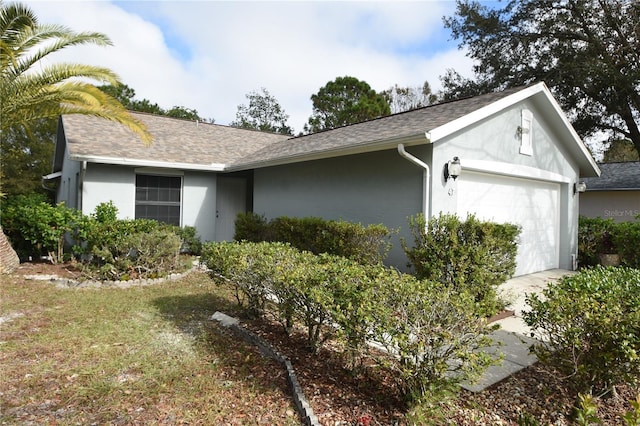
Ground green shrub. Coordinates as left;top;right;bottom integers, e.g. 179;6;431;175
611;219;640;268
163;225;202;255
577;216;617;267
403;213;520;317
71;202;160;258
371;273;498;400
234;212;270;242
523;266;640;394
89;229;182;281
0;193;80;262
71;202;190;280
202;241;287;318
233;213;392;265
202;240;498;398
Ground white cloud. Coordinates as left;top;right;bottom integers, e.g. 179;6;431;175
25;0;474;133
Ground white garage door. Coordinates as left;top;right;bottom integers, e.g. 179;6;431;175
457;171;560;276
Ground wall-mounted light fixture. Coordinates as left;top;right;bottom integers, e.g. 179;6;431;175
444;156;462;182
573;181;587;195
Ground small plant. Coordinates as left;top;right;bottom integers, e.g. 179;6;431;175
574;393;601;426
622;394;640;425
517;412;540;426
524;266;640;394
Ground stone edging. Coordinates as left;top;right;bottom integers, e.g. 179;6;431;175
24;263;206;289
210;312;320;426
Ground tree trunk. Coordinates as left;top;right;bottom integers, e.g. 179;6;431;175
0;226;20;274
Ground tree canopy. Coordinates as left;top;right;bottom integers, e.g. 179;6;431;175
305;76;391;133
382;81;439;114
0;1;151;143
230;87;292;135
443;0;640;158
1;119;56;196
98;83;212;122
602;139;639;163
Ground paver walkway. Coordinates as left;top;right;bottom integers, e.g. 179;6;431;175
462;269;575;392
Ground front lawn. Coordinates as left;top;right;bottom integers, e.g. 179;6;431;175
1;264;637;425
0;267;297;425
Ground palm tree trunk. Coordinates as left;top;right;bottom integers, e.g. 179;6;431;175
0;226;20;274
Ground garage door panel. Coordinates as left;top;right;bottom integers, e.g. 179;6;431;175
457;172;560;276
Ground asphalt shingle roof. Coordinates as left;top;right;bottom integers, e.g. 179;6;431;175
61;87;525;170
582;162;640;190
61;112;290;167
242;87;525;167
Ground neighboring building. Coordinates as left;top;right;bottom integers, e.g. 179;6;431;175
579;162;640;222
45;82;600;276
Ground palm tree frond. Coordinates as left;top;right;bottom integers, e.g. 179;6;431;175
0;0;152;145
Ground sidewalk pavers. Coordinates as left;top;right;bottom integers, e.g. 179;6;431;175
461;269;574;392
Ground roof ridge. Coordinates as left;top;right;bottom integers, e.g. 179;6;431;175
292;84;531;141
124;110;293;137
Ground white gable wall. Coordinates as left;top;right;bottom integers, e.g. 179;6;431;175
431;99;581;272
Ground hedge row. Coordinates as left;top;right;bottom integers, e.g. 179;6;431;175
234;213;392;265
578;216;640;268
201;241;498;400
0;195;201;280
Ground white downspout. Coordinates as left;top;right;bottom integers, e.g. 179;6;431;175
79;161;87;213
397;144;430;232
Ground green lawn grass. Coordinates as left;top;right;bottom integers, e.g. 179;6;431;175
0;272;299;425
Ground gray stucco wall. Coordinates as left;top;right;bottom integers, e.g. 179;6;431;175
183;172;217;241
253;147;431;270
580;191;640;222
56;145;82;210
83;164;135;219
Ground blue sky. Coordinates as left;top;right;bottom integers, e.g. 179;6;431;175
27;1;479;132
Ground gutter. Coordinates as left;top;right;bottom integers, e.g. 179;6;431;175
227;133;426;172
69;154;226;172
397;143;430;232
41;171;62;192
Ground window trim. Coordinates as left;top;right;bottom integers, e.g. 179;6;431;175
519;109;534;156
134;173;183;226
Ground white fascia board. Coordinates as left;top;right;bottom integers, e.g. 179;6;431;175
227;133;428;171
534;84;601;177
70;154;226;172
462;158;572;183
425;82;600;177
426;83;548;143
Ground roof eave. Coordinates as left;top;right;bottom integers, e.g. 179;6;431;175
70;154;227;172
227;133;429;171
585;187;640;191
